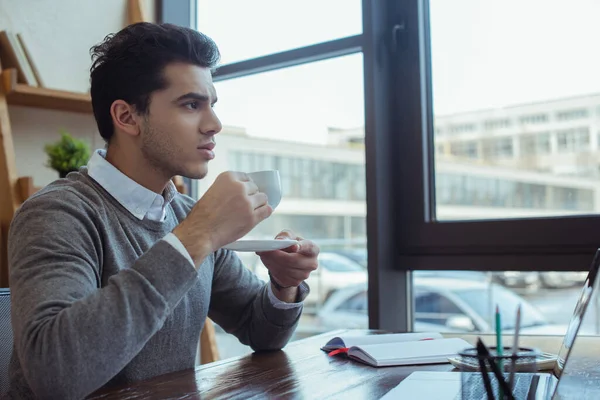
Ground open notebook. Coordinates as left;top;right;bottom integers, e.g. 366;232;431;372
322;332;471;367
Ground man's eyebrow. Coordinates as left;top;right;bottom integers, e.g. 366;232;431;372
174;92;217;104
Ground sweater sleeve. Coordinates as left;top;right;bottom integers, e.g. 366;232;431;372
8;189;198;400
207;248;302;352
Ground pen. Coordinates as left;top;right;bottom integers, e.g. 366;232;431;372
478;338;516;400
508;304;522;391
476;338;495;400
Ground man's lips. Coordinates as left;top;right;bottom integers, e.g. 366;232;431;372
198;142;215;151
198;142;216;160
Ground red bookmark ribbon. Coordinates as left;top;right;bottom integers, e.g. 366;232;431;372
328;347;349;357
328;338;434;357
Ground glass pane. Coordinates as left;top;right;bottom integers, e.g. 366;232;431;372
431;0;600;220
310;269;598;337
196;0;362;64
195;54;366;358
412;271;595;336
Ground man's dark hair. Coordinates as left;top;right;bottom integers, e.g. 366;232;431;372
89;22;220;142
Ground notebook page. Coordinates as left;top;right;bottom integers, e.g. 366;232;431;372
322;332;443;351
350;338;471;367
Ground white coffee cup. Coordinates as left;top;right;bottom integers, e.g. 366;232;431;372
247;170;282;210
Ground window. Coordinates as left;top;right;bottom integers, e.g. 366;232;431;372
430;0;600;222
230;151;365;201
312;270;593;336
484;119;511;130
520;133;551;155
336;291;367;313
414;292;465;327
177;0;600;348
448;123;476;134
519;114;548;125
454;285;547;329
482;137;514;159
250;214;362;241
435;173;593;214
556;127;590;153
191;1;367;355
320;253;365;273
449;141;478;159
197;0;362;64
556;109;590;121
380;0;600;334
411;271;591;336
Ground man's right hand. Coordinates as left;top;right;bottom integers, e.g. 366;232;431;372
173;171;273;267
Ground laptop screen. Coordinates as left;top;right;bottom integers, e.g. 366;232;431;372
552;249;600;381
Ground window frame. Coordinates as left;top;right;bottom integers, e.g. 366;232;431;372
376;0;600;275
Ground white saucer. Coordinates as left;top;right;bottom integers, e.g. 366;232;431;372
222;239;298;252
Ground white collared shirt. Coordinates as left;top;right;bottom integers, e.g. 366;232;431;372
87;149;299;309
87;149;177;222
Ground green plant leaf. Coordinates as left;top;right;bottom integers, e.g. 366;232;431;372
44;130;91;175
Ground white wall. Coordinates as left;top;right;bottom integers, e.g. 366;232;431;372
0;0;155;187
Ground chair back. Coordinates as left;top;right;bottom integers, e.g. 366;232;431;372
0;288;12;395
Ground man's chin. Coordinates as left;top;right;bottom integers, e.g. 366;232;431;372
180;165;209;180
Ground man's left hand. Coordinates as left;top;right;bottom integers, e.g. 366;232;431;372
256;229;319;300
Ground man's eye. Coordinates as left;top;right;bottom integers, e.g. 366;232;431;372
184;101;199;110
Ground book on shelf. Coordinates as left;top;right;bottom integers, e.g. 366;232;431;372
322;332;471;367
16;33;44;87
0;30;40;87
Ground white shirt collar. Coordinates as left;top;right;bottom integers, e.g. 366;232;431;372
87;149;178;221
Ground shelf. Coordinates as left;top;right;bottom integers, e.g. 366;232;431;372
1;69;91;114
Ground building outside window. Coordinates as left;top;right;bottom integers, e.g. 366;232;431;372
556;127;590;153
556;108;590;121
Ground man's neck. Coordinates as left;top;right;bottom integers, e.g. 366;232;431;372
105;145;170;194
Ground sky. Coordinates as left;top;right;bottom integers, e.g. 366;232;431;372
197;0;600;144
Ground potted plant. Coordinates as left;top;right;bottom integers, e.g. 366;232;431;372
44;130;91;178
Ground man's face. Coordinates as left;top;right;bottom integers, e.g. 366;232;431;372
139;62;222;180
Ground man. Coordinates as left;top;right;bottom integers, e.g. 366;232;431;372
5;22;319;399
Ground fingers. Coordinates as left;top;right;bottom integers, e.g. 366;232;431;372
254;202;273;221
275;229;303;241
258;246;319;269
275;229;293;240
271;270;311;287
248;190;268;209
244;180;259;195
273;230;318;257
296;240;319;257
278;244;301;254
261;252;319;285
274;240;318;255
225;171;272;213
232;171;250;182
272;230;301;253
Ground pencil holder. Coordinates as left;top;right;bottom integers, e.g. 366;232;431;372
458;346;539;400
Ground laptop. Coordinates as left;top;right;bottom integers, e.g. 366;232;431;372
381;249;600;400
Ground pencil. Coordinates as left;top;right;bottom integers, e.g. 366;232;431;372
495;305;503;360
496;305;503;399
508;304;522;390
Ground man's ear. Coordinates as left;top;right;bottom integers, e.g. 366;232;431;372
110;100;141;137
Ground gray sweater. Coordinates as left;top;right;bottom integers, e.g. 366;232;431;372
5;170;303;400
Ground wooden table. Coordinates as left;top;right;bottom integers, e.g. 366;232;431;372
89;330;600;399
